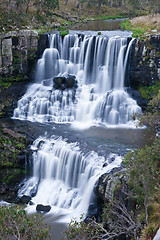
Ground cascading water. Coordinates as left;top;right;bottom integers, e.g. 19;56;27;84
18;135;122;221
14;30;142;239
13;32;141;127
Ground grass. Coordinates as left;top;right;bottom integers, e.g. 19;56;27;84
59;30;69;37
94;15;126;20
131;14;160;32
139;82;160;99
120;19;147;38
121;14;160;38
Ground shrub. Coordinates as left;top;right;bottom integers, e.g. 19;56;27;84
64;216;103;240
138;90;160;131
124;138;160;225
0;205;51;240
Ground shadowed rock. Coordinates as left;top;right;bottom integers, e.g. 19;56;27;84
53;75;78;90
19;195;31;204
36;204;51;212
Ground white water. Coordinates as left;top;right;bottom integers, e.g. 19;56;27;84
153;228;160;240
13;31;143;237
13;32;141;127
18;135;122;222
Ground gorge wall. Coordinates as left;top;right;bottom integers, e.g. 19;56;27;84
129;34;160;88
0;30;39;79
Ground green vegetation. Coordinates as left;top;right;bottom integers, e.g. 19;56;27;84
124;138;160;225
138;90;160;132
60;30;69;37
0;126;28;190
0;0;59;31
94;15;125;20
64;216;103;240
139;81;160;99
0;205;51;240
0;75;26;94
0;128;27;168
0;0;159;32
120;19;147;38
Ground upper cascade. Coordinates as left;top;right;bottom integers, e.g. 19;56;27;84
13;33;141;127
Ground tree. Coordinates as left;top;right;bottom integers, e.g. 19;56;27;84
0;205;51;239
138;90;160;133
123;138;160;225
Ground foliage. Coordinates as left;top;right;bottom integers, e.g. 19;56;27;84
60;30;69;37
0;205;51;240
64;194;139;240
0;0;59;31
0;128;27;168
102;197;139;239
140;189;160;239
138;90;160;131
94;15;125;20
139;82;160;99
64;216;104;240
140;223;159;240
123;138;160;225
120;19;147;38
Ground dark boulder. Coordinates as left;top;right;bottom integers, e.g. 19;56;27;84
127;89;148;111
29;200;35;205
19;195;31;204
53;75;78;90
36;204;51;213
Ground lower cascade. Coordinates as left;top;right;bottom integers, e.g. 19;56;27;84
18;135;122;220
13;32;141;127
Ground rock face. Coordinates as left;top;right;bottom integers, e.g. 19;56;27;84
96;167;124;202
129;34;160;88
0;30;39;78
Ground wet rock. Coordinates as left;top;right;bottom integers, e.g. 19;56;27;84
87;203;98;218
53;75;78;90
0;183;8;195
96;167;124;201
38;33;49;57
36;204;51;213
127;89;148;111
19;195;31;204
29;200;35;205
129;34;160;89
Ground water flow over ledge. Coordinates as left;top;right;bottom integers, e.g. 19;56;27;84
18;135;122;222
13;32;141;128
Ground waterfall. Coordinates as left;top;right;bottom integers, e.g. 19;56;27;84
13;32;141;127
153;228;160;240
18;135;122;220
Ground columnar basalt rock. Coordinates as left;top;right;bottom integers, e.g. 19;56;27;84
129;34;160;88
0;30;39;78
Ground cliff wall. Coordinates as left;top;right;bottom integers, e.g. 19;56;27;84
0;30;39;79
129;34;160;88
